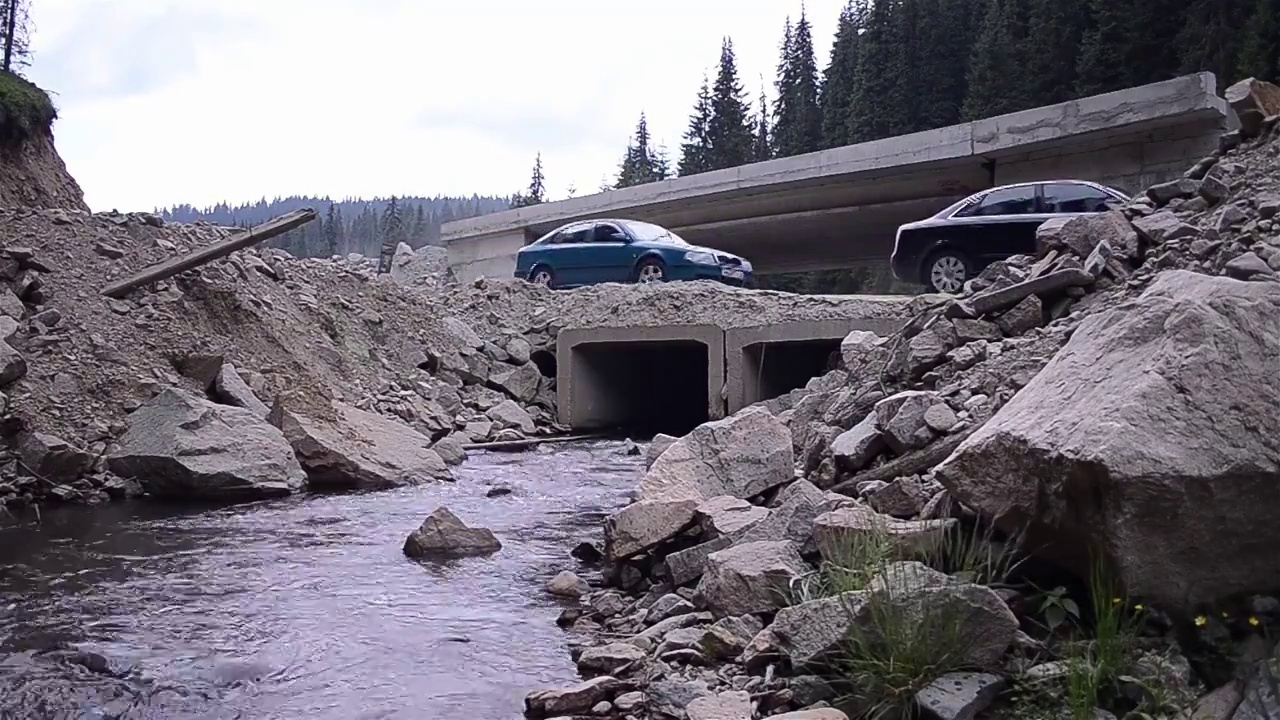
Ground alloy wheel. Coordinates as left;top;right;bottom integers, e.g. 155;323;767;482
930;255;967;294
531;270;553;287
638;264;665;283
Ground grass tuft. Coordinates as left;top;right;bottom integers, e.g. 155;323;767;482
0;71;57;146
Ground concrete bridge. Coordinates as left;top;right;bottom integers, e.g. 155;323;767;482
443;72;1233;282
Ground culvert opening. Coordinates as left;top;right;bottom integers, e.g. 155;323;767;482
530;349;557;378
571;340;709;437
742;339;842;406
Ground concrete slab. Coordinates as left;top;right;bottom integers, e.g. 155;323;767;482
557;324;726;433
725;318;906;413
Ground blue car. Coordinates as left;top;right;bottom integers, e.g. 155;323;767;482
513;219;754;289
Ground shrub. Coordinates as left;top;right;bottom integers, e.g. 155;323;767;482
0;71;56;146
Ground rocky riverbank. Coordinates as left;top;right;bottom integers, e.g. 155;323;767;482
520;80;1280;720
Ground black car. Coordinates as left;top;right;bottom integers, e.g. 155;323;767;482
890;179;1130;293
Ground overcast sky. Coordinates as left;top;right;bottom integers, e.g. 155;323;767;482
26;0;847;212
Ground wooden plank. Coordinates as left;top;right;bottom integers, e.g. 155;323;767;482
829;424;981;496
462;433;612;452
100;208;317;298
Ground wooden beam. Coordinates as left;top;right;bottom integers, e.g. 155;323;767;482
462;432;612;452
829;424;981;496
100;208;317;298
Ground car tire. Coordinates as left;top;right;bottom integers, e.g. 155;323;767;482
634;257;667;284
923;249;974;294
529;265;555;288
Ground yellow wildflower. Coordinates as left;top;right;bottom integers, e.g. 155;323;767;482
1195;615;1208;627
1249;616;1261;627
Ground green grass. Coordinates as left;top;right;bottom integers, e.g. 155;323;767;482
0;71;56;146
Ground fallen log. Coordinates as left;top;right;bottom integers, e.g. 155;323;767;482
100;208;317;298
830;423;981;496
463;432;612;452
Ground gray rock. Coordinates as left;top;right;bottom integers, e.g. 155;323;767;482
916;672;1006;720
866;475;932;518
736;479;832;552
701;614;764;660
18;432;95;483
547;570;589;598
874;391;939;454
769;710;849;720
108;389;305;500
923;403;959;433
1084;239;1114;278
431;434;468;466
1036;211;1137;258
666;535;732;586
645;433;678;469
577;643;645;677
995;294;1043;336
831;414;885;472
946;340;989;371
606;407;792;559
403;506;501;558
1145;178;1201;205
947;269;1094;319
486;399;535;434
934;270;1280;611
813;505;955;561
271;401;452;489
1215;204;1249;233
213;363;270;418
0;340;26;387
840;330;887;376
524;676;624;717
1132;210;1199;245
687;690;752;720
645;593;695;625
504;337;532;365
0;315;18;342
489;362;541;403
1198;164;1230;204
613;691;644;713
905;320;958;373
442;316;484;349
696;496;768;538
1225;251;1272;280
696;540;810;616
0;289;23;320
648;678;711;718
951;319;1001;343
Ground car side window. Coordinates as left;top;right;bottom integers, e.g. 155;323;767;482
956;186;1038;217
1042;183;1116;213
592;223;626;242
549;225;591;244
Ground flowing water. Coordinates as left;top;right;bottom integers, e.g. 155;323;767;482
0;442;642;720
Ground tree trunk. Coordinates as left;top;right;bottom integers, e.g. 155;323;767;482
3;0;17;74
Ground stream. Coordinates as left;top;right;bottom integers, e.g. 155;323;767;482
0;441;641;719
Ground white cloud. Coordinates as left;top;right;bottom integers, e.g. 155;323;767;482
26;0;846;211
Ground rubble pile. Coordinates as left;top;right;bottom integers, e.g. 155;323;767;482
0;210;563;509
525;80;1280;719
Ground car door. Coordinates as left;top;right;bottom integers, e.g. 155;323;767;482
949;184;1048;262
545;223;595;287
584;222;637;283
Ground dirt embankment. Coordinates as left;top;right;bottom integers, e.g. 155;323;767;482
0;73;87;213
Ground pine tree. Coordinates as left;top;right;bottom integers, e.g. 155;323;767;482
773;9;824;157
1075;0;1138;95
754;90;772;161
913;0;980;129
1238;0;1280;81
705;38;756;170
679;77;714;176
962;0;1032;119
381;197;404;246
512;153;547;207
846;0;904;142
617;112;667;188
323;203;343;257
1178;0;1254;84
1;0;31;74
820;1;869;148
653;144;672;180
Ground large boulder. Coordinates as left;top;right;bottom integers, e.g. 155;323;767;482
271;401;452;489
403;506;501;558
934;271;1280;611
605;407;792;559
107;389;305;500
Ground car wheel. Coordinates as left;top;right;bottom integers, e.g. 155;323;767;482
635;258;667;284
924;250;973;294
529;266;555;288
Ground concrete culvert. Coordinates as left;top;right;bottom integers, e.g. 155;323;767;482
741;338;844;406
556;325;724;438
529;348;556;379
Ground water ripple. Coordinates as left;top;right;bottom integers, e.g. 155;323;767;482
0;441;640;719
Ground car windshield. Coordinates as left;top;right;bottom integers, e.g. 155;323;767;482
620;220;688;245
